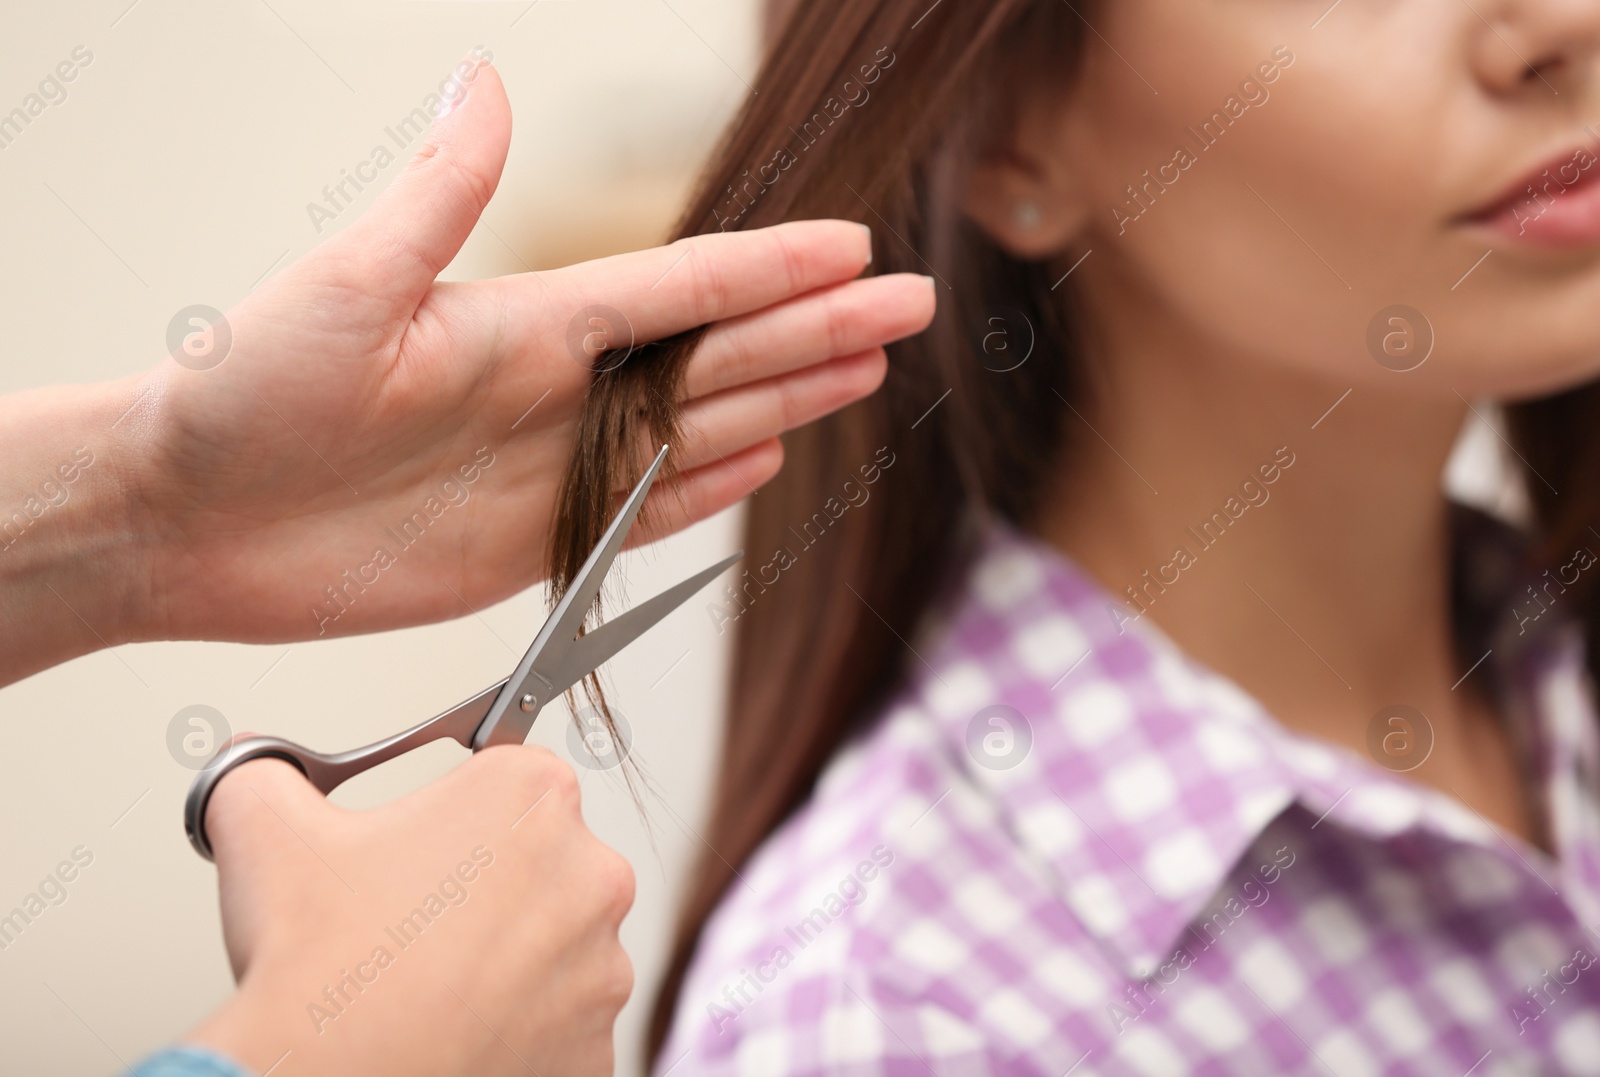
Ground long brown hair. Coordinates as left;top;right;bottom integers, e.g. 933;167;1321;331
546;0;1600;1065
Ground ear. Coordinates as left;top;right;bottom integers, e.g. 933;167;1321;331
964;130;1091;261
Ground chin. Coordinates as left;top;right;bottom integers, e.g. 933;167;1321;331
1442;342;1600;403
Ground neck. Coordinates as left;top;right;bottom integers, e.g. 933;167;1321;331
1037;285;1539;843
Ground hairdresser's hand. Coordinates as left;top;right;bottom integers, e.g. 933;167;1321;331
184;747;631;1077
113;57;934;645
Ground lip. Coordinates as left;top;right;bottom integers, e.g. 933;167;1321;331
1461;135;1600;247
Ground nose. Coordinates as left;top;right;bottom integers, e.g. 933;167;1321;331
1469;0;1600;97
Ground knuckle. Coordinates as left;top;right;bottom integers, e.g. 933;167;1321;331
542;754;582;802
685;244;734;325
603;947;635;1009
691;324;737;394
594;847;636;919
482;745;580;808
825;283;864;355
822;289;852;359
513;742;563;779
775;374;804;431
383;228;442;286
439;153;496;214
770;228;806;298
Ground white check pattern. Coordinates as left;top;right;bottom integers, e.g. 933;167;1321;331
658;520;1600;1076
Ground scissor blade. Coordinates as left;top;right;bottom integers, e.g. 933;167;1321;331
473;444;671;750
546;550;743;697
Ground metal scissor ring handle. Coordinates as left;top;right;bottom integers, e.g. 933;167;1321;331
185;683;503;862
184;738;314;861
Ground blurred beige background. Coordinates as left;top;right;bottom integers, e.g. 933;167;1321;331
0;1;761;1073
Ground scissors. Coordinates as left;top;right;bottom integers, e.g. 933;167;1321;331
184;444;739;861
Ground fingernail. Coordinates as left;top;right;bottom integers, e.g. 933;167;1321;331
921;274;935;288
858;222;873;264
438;48;489;121
437;82;469;120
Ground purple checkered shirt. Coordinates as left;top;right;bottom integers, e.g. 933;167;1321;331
658;520;1600;1075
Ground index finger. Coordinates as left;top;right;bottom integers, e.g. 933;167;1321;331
538;219;874;346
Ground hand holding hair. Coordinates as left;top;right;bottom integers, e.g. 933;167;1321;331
0;58;936;686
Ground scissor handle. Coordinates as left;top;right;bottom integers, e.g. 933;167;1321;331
184;679;505;861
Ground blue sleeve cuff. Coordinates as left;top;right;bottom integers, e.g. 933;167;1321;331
130;1045;256;1077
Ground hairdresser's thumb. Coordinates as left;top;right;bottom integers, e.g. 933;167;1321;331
318;54;512;310
206;756;335;980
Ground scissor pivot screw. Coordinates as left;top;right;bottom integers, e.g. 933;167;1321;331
519;693;536;712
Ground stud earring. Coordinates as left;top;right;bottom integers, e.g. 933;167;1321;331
1014;200;1042;230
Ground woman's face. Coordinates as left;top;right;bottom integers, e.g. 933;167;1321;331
1005;0;1600;400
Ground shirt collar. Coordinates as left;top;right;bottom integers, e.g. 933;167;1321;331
909;518;1583;979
